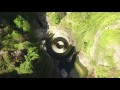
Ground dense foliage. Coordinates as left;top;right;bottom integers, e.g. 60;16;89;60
0;15;40;75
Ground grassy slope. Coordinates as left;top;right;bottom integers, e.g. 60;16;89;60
48;12;120;78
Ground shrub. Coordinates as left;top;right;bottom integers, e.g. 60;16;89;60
16;47;40;74
14;15;31;32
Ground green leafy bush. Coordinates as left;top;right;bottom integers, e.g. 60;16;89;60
14;15;31;32
14;41;31;50
24;47;40;61
16;47;40;74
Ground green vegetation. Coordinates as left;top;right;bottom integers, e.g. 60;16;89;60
16;47;40;74
94;65;120;78
0;13;58;78
14;15;31;32
60;13;120;54
0;15;40;75
47;12;66;25
14;41;31;50
48;12;120;78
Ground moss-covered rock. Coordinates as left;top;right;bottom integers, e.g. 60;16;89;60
47;12;120;78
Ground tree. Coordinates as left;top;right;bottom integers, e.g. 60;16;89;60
14;15;31;32
15;47;40;74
